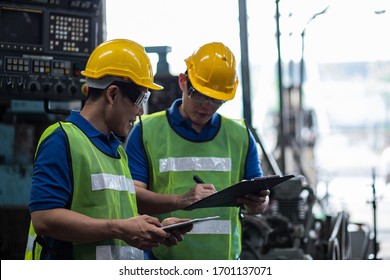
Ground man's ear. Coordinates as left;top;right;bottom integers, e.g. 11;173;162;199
178;73;187;92
105;85;118;104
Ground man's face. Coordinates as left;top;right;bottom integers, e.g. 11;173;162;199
180;75;225;128
108;83;146;137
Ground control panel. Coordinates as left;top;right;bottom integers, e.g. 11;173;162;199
0;0;102;102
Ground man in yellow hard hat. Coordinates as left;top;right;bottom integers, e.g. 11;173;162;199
25;39;191;260
125;42;269;260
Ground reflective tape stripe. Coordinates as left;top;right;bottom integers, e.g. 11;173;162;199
26;235;34;251
96;245;144;260
91;174;135;193
159;157;231;173
188;220;231;235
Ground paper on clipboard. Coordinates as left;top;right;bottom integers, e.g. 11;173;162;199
161;216;220;231
185;174;294;210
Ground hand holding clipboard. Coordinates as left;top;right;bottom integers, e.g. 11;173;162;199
185;175;294;210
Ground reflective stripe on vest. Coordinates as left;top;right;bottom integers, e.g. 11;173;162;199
91;174;135;193
189;220;231;234
159;157;231;172
25;235;34;251
96;245;144;260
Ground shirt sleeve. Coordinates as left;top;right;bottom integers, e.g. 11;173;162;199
125;123;149;185
29;128;72;212
244;129;264;180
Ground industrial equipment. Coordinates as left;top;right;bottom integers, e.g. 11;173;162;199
0;0;103;259
0;0;103;104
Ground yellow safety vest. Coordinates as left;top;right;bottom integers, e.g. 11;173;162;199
25;122;141;259
140;111;249;259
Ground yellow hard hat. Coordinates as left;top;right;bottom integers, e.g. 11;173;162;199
185;42;238;101
81;39;163;90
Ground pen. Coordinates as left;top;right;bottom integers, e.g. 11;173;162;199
193;175;205;184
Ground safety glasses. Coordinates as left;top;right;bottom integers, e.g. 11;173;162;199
132;90;151;108
187;85;225;108
186;76;225;108
110;81;151;108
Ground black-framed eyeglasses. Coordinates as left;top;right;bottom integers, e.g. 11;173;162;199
110;81;150;108
186;79;225;108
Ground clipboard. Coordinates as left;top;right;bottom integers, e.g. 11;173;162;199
185;174;294;210
161;216;220;231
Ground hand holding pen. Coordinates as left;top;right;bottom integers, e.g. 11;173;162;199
180;175;217;209
193;175;205;184
193;175;217;194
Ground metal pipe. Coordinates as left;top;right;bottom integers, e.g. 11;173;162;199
238;0;252;127
275;0;286;173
